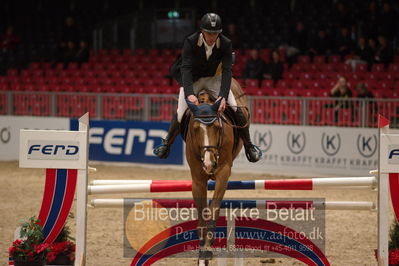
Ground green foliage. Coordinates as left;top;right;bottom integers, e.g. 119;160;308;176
19;216;44;245
390;219;399;250
54;212;75;242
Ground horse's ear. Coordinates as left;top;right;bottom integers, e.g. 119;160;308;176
186;99;199;113
211;98;222;112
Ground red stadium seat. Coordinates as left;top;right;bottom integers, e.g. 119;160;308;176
300;72;313;80
291;80;305;90
245;79;259;89
276;80;289;89
284;88;298;97
55;63;64;70
355;64;367;72
300;89;316;97
68;62;79;70
268;88;284;97
372;64;385;72
298;55;311;64
29;62;41;70
261;79;274;89
153;78;170;87
329;55;341;63
313;56;326;64
283;72;299;80
7;69;18;76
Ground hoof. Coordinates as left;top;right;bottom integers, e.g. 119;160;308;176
198;259;210;266
199;250;213;260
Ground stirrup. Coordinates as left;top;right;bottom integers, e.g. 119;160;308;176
153;142;170;159
244;144;262;163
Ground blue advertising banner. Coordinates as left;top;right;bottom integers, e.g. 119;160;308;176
70;120;183;165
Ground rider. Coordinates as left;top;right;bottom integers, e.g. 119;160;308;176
153;13;262;162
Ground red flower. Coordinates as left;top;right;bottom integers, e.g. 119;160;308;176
13;239;23;246
9;246;16;255
389;249;399;266
46;251;57;262
45;240;76;263
35;243;49;254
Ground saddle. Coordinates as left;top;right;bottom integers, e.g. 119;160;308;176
180;90;241;154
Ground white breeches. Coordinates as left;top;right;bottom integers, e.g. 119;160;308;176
177;76;238;122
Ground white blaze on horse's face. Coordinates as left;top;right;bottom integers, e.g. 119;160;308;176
200;124;213;174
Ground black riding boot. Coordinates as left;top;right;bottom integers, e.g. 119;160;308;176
236;109;262;162
153;114;180;159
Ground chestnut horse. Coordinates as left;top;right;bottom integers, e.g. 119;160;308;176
185;78;248;265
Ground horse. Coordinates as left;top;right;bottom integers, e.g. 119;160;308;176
184;78;248;265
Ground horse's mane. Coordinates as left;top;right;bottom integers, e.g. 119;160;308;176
197;89;216;104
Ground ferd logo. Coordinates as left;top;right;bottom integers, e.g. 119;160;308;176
357;134;377;158
321;133;341;156
27;140;79;160
254;130;272;153
388;145;399;164
287;131;306;154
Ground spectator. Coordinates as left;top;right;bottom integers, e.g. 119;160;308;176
225;23;240;49
75;40;89;65
375;35;393;67
330;76;353;122
309;29;332;56
355;83;373;98
335;26;354;57
346;36;373;70
263;50;284;84
62;41;78;66
60;16;80;48
243;49;265;82
330;76;352;106
0;26;21;53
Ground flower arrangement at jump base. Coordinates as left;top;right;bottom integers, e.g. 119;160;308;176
9;216;49;266
9;214;76;266
375;219;399;265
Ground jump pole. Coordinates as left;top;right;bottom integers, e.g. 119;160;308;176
89;198;376;211
90;177;376;186
87;176;376;195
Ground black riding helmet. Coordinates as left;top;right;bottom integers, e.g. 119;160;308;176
200;13;222;34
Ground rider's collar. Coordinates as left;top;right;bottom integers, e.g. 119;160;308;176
197;33;220;48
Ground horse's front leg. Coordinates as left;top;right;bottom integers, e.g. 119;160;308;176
192;176;212;264
207;164;231;247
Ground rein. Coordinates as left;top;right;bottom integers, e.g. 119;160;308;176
221;104;250;129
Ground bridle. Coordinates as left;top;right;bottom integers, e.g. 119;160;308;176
193;113;224;175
